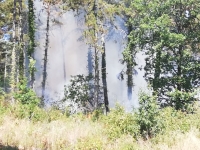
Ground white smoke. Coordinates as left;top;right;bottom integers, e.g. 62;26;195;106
34;0;147;111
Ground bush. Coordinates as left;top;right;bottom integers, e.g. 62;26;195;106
0;88;5;100
76;136;103;150
14;79;39;106
167;89;197;112
63;74;95;114
0;98;8;117
102;104;140;140
135;92;163;139
13;79;40;119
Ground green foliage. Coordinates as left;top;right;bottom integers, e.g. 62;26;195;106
91;107;104;121
8;102;68;122
27;0;36;56
0;0;13;28
103;104;140;140
13;79;40;119
76;136;103;150
167;89;197;112
14;79;39;106
136;92;163;139
0;94;9;116
127;0;200;110
63;74;95;113
152;105;200;145
28;57;37;78
0;88;5;100
161;107;191;133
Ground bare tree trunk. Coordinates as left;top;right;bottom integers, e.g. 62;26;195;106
11;0;17;94
41;4;50;105
94;46;99;108
28;0;35;88
4;50;8;92
19;0;23;42
18;0;25;80
126;24;133;100
101;40;109;114
93;0;99;108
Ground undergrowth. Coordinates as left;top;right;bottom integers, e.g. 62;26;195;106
0;92;200;149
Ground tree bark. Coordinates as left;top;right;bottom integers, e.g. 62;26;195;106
4;50;7;92
41;4;50;105
101;41;109;113
93;0;99;108
11;0;17;94
127;24;133;100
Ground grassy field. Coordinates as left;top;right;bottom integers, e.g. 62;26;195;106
0;97;200;150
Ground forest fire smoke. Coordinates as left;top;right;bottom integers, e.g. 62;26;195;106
34;0;147;110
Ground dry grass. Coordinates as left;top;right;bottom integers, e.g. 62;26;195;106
0;115;103;149
0;114;200;150
166;129;200;150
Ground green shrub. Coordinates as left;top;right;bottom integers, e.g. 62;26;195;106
168;89;197;112
13;79;40;120
135;92;163;139
63;74;95;114
0;88;5;100
14;79;40;106
75;136;103;150
91;107;104;121
0;98;7;116
0;93;12;116
160;106;198;134
103;104;140;140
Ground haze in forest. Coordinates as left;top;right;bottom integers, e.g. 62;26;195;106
33;0;147;110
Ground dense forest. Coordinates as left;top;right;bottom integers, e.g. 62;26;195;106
1;0;200;149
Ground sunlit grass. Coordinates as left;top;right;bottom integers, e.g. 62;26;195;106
0;98;200;149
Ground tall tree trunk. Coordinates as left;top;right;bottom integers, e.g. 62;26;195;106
153;49;161;95
28;0;35;88
60;26;66;82
19;0;23;42
4;50;8;92
11;0;17;94
177;45;182;92
94;47;99;108
41;4;50;105
101;39;109;113
126;24;133;100
18;0;24;81
93;0;99;108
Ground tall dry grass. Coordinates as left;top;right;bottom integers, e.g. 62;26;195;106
0;115;200;150
0;115;103;149
1;96;200;150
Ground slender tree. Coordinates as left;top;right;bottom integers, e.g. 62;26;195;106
10;0;17;94
41;3;50;105
93;0;100;108
28;0;36;88
101;33;109;113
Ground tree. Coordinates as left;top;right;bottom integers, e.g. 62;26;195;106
121;0;137;100
27;0;36;88
10;0;17;94
63;74;95;114
128;0;200;110
136;91;162;139
0;0;13;90
41;3;50;105
41;0;67;105
63;0;120;112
